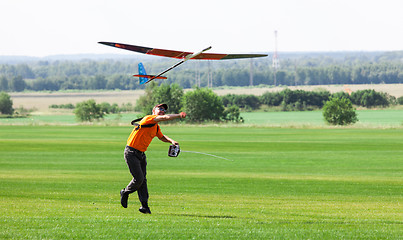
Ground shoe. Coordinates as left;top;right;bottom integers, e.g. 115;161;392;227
120;189;128;208
139;206;151;214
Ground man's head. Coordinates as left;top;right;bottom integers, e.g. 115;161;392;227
152;103;168;115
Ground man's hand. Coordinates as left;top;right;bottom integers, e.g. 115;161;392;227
180;112;187;118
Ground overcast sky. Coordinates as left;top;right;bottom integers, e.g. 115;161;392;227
1;0;402;57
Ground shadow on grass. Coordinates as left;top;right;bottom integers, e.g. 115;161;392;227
162;213;236;219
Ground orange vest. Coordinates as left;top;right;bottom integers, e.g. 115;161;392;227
126;115;163;152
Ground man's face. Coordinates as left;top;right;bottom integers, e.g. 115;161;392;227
153;107;166;115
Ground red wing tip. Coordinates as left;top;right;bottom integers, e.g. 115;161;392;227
133;75;167;79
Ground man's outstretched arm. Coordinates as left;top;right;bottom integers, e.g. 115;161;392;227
154;112;186;122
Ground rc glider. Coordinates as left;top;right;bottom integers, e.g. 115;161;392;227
98;42;268;84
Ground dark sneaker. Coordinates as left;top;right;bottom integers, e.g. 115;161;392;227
139;206;151;214
120;189;128;208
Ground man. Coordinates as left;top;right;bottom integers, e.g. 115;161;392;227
120;103;186;214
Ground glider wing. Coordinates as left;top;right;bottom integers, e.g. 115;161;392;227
98;42;267;60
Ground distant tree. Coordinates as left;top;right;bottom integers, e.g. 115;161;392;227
87;75;107;90
74;99;104;122
49;103;75;109
223;105;243;123
182;88;224;122
398;96;403;105
99;102;112;114
275;71;287;85
152;83;184;113
10;76;26;92
260;89;330;109
60;76;85;90
350;89;390;108
135;82;184;115
31;78;59;91
322;97;358;125
260;91;283;106
221;94;261;110
105;74;135;90
119;102;135;112
0;92;13;115
16;64;35;78
0;76;8;91
135;82;158;114
331;91;350;100
97;102;120;114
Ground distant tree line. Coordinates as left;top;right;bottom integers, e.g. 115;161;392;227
1;87;398;121
41;88;402;117
135;85;398;123
50;102;136;113
167;62;403;88
0;61;138;91
1;51;403;91
222;89;397;111
71;84;243;123
73;100;138;122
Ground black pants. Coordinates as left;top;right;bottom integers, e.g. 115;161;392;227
123;145;149;203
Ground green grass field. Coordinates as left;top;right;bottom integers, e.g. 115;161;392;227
241;109;403;127
1;125;402;239
1;109;403;127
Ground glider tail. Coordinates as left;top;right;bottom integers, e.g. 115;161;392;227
138;63;148;84
133;63;167;85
